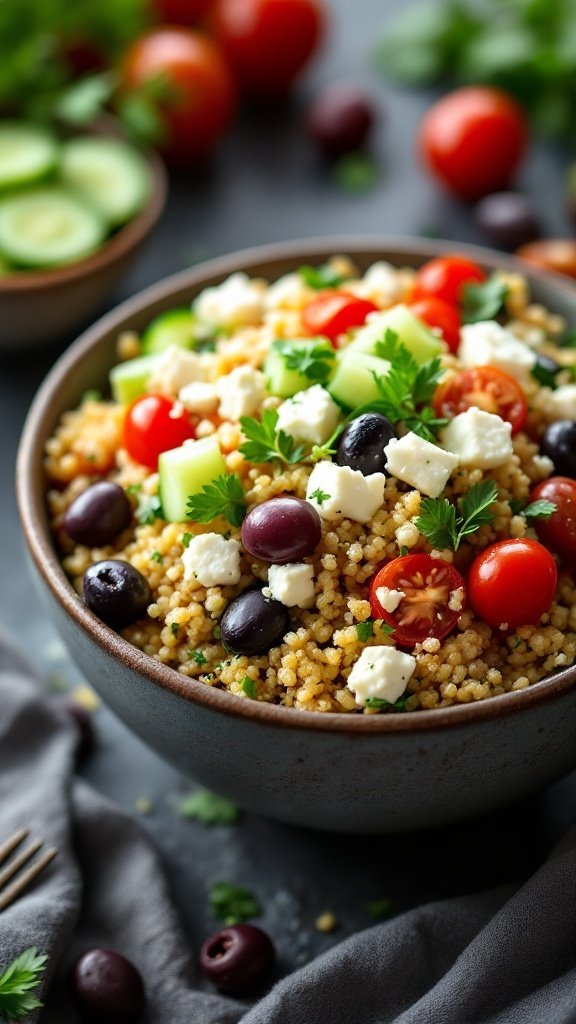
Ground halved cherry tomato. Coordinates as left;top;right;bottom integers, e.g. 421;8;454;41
468;539;557;629
408;297;461;354
124;394;195;469
370;554;466;647
302;291;378;345
433;366;527;435
411;256;486;307
530;477;576;559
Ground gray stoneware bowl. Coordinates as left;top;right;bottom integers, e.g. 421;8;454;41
16;237;576;833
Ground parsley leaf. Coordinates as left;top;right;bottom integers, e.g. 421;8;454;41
0;947;48;1021
531;360;559;389
127;485;163;526
355;620;375;641
461;276;508;324
309;487;331;505
370;330;447;442
177;790;240;825
242;675;257;698
209;882;261;925
80;388;103;403
181;532;192;548
239;409;306;465
170;622;179;636
365;695;410;711
298;264;348;289
522;499;557;520
273;339;335;384
416;479;499;550
186;473;246;527
190;649;207;665
150;549;162;563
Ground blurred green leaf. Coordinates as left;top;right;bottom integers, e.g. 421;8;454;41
56;72;116;126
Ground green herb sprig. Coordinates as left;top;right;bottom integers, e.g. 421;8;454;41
415;479;499;550
461;276;508;324
127;485;163;526
0;947;48;1022
272;339;336;385
177;790;240;825
365;695;410;711
239;409;306;466
186;473;246;528
370;330;448;442
209;882;261;926
510;498;557;520
298;264;348;289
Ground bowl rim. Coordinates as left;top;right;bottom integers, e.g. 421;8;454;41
16;234;576;735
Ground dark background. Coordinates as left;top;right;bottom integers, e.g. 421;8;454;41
2;0;575;983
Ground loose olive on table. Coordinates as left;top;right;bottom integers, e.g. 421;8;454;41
474;191;541;251
541;420;576;478
306;82;375;157
240;495;321;563
200;924;276;996
220;589;290;655
72;948;145;1023
63;481;132;547
83;559;152;628
335;413;396;476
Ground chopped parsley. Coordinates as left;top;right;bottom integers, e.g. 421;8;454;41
127;485;163;526
186;473;247;527
239;408;306;465
181;531;192;548
0;947;48;1021
461;276;508;324
80;388;102;403
177;790;240;825
298;263;348;289
531;361;558;389
309;487;331;505
209;882;261;925
242;675;257;699
400;545;409;556
150;549;162;563
170;623;179;636
510;498;557;520
370;331;448;442
365;695;410;711
355;620;375;642
415;479;499;551
190;649;208;665
273;338;336;384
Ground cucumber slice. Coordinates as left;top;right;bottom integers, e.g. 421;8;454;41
60;137;151;227
346;305;442;364
142;308;197;355
0;122;59;190
0;187;106;268
159;437;227;523
265;338;334;398
110;354;159;405
329;352;390;409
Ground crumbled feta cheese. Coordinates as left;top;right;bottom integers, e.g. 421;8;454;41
538;384;576;421
276;385;341;446
375;586;405;613
350;262;403;305
147;345;210;396
440;407;513;469
264;272;309;311
383;432;459;498
532;454;554;476
194;272;265;330
266;563;315;608
178;381;219;415
182;533;241;588
395;522;419;548
448;586;465;612
306;461;385;523
459;320;536;379
347;646;416;707
216;365;266;421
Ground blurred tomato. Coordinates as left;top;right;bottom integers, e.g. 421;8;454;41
121;27;236;162
515;239;576;279
150;0;213;22
211;0;324;96
408;297;461;354
411;256;486;307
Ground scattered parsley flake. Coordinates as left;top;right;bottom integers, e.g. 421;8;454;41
177;790;240;825
355;620;375;642
510;636;524;650
367;897;392;919
186;473;246;528
209;882;261;925
181;532;192;548
80;388;102;403
461;276;508;324
309;487;331;505
150;549;162;563
531;361;558;389
370;330;447;442
273;338;336;384
0;947;48;1021
298;264;348;289
365;695;410;711
415;479;498;550
190;649;207;665
170;622;179;636
522;499;557;520
242;675;257;699
213;625;222;640
239;408;307;466
400;545;409;556
128;487;163;526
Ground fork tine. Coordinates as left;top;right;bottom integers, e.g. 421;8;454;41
0;847;58;912
0;829;29;866
0;838;43;891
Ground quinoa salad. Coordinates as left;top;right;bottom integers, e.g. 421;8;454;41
45;254;576;713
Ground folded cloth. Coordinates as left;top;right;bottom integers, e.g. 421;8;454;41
1;629;575;1024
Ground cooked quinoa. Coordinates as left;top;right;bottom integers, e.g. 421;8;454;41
45;256;576;713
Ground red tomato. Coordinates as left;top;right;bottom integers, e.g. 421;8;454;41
124;395;195;468
211;0;324;96
121;28;236;163
408;297;461;354
302;292;378;345
433;366;527;435
468;539;557;629
530;477;576;559
370;554;466;647
411;256;486;307
150;0;213;23
419;86;527;200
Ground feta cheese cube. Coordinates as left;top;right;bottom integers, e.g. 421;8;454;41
347;646;416;707
276;385;341;446
194;272;265;330
265;563;315;608
383;433;458;498
395;522;420;549
182;533;241;588
347;262;403;305
540;384;576;421
375;586;405;613
306;461;385;523
147;345;210;396
178;381;219;415
216;366;266;421
440;407;513;469
264;272;309;311
459;321;536;379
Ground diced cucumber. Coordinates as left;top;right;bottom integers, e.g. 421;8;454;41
141;308;197;355
0;187;106;268
159;437;227;523
264;338;334;398
0;122;59;190
110;354;159;405
346;305;442;363
329;352;390;409
60;136;151;227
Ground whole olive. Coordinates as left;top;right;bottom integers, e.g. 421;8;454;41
307;82;375;157
220;590;290;655
541;420;576;478
63;482;132;547
72;948;145;1023
241;496;321;563
83;560;151;628
474;192;541;251
336;413;396;476
200;924;275;996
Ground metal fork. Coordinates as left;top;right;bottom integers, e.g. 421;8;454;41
0;829;58;912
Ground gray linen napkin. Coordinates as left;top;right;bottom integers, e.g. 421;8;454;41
1;631;575;1024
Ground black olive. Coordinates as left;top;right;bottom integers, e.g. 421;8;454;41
541;420;576;478
336;413;396;476
220;590;290;655
63;482;132;547
83;560;151;628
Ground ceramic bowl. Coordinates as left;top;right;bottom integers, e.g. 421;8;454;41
0;146;167;352
16;237;576;833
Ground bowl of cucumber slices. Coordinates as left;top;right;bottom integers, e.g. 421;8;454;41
0;121;167;351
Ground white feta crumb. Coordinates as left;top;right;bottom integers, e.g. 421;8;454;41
532;454;554;475
395;522;419;548
178;381;219;415
383;432;459;498
147;345;210;396
375;586;405;613
537;384;576;422
266;563;315;608
182;533;241;588
306;461;385;523
353;262;403;305
216;365;266;421
448;586;465;612
459;320;536;379
422;636;441;653
276;385;341;446
194;272;265;330
347;646;416;707
264;272;309;310
440;407;513;469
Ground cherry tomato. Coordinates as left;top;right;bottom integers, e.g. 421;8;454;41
124;395;195;468
370;554;466;647
408;297;461;355
211;0;324;96
468;539;557;629
433;366;527;435
150;0;213;23
121;28;236;163
515;239;576;280
419;86;527;200
411;256;486;307
530;477;576;559
302;291;378;345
